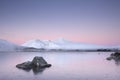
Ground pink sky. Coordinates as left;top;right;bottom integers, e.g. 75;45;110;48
0;0;120;45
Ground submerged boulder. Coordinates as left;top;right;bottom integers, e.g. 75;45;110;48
16;56;51;71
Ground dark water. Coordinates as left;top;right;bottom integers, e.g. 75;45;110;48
0;52;120;80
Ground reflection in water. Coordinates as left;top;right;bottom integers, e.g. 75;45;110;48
0;52;120;80
32;67;45;75
113;59;120;66
17;67;31;72
17;66;46;75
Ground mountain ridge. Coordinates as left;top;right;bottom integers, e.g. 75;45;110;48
22;38;112;50
0;38;119;52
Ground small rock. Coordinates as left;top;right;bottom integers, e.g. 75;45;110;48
106;52;120;61
16;56;51;71
16;61;32;70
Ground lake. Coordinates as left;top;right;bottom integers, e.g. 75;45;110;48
0;52;120;80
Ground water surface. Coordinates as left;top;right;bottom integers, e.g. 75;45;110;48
0;52;120;80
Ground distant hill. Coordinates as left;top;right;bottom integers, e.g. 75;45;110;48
0;39;23;52
22;38;109;50
0;38;119;52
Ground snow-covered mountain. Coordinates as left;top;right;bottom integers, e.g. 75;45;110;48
0;38;119;52
0;39;22;52
22;38;108;50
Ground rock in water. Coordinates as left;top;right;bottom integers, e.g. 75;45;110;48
16;56;51;71
32;56;51;67
106;52;120;61
16;61;32;70
106;52;120;65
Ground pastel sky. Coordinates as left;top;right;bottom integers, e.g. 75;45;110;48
0;0;120;45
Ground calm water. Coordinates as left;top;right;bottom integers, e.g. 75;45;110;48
0;52;120;80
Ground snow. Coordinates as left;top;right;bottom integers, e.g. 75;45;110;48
22;39;46;48
0;38;119;51
22;39;60;49
22;38;107;50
